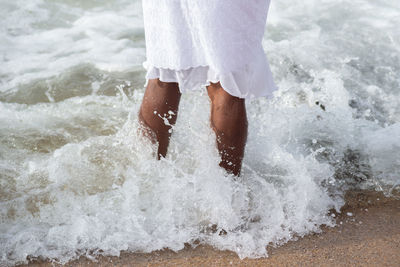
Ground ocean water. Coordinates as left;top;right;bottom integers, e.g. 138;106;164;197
0;0;399;265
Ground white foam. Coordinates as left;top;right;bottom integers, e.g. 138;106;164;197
0;0;144;93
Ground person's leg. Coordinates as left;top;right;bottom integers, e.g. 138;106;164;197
139;78;181;159
207;82;248;176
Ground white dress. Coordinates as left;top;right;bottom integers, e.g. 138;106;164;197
142;0;277;99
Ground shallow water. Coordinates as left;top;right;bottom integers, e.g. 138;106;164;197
0;0;399;265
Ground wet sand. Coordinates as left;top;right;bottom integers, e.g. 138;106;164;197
22;190;400;267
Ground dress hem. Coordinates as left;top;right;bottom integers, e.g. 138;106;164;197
142;61;278;99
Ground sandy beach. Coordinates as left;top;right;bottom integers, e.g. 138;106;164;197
20;190;399;267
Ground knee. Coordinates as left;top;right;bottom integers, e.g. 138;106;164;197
143;79;181;108
207;82;244;108
149;78;179;90
207;83;247;136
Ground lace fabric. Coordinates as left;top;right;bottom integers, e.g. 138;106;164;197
142;0;277;99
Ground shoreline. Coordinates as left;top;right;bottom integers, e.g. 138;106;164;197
21;190;400;267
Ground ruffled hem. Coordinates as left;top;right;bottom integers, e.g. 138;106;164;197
142;54;278;99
